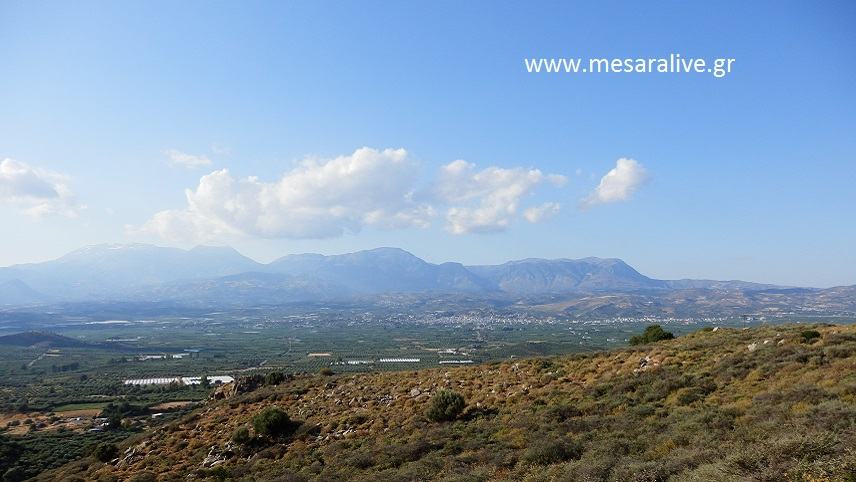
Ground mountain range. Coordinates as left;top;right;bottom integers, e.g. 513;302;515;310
0;244;847;310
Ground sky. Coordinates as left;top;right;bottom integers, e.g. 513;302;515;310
1;1;855;287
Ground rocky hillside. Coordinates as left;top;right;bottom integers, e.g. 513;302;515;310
41;324;856;481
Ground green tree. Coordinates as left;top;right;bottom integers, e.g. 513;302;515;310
92;442;118;462
426;389;465;422
800;330;821;343
252;406;293;437
265;372;286;385
629;325;675;346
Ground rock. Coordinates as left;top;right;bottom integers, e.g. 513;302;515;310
201;444;235;468
409;387;421;397
747;342;758;352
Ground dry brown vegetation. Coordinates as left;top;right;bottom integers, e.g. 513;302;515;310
37;324;856;482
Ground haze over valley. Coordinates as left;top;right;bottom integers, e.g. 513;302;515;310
1;244;853;319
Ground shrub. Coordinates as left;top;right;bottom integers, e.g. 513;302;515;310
127;472;157;482
522;438;582;465
318;367;334;376
252;406;293;437
92;442;118;462
801;330;821;343
2;467;25;482
265;372;286;385
426;390;465;422
547;403;582;422
630;325;675;346
231;425;251;445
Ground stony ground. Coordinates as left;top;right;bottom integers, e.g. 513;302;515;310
40;323;856;482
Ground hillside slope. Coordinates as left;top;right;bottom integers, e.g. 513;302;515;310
42;324;856;481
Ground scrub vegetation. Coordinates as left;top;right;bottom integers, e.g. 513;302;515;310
24;324;856;481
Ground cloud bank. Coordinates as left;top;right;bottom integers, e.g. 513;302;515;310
0;158;80;217
134;147;566;242
581;158;648;208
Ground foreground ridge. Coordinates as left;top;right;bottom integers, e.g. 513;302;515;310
42;324;856;481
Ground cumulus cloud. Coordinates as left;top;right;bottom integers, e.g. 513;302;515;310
0;158;80;217
133;147;566;242
135;147;434;241
437;160;566;234
524;202;561;223
165;149;212;168
581;158;648;208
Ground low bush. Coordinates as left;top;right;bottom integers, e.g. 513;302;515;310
630;325;675;345
231;425;251;445
426;390;465;422
521;437;582;465
265;372;287;386
92;442;118;462
252;406;294;438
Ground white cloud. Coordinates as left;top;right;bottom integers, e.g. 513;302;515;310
524;202;561;223
581;158;648;208
135;147;434;242
437;160;566;234
134;147;566;242
165;149;212;168
0;158;80;217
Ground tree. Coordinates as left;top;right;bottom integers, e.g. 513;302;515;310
629;325;675;346
200;375;210;388
265;372;286;386
92;442;118;462
252;406;293;437
426;389;465;422
800;330;821;343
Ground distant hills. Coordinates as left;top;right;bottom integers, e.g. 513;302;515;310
0;331;91;348
0;244;851;312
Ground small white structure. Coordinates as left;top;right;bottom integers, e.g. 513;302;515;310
181;376;234;385
378;358;420;363
124;377;181;386
123;375;234;386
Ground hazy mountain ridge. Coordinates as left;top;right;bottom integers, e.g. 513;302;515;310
267;247;494;294
0;244;261;302
0;243;847;309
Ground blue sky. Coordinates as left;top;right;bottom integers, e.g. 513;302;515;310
1;1;854;287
